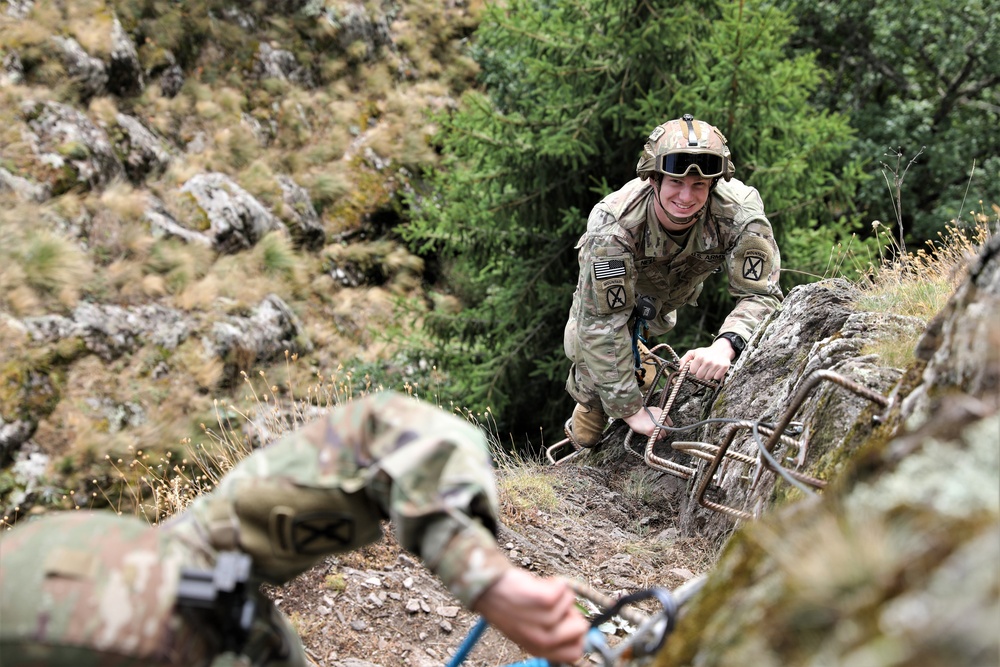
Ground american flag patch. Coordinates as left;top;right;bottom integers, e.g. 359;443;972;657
594;259;626;280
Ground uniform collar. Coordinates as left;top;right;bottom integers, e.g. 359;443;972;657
644;198;707;258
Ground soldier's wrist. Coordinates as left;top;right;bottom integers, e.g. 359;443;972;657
714;332;746;361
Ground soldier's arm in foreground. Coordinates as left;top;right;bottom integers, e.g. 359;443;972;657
170;391;587;662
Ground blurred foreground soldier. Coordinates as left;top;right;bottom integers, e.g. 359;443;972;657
564;113;783;447
0;392;588;666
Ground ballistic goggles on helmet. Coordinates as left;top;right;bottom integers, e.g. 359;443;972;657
655;151;726;179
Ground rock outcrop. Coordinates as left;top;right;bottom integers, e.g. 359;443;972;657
651;234;1000;667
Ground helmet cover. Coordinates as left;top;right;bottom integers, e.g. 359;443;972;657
637;114;735;182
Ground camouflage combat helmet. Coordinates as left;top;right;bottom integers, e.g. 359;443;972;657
636;113;735;182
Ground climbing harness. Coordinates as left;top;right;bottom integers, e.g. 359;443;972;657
547;343;892;521
445;576;706;667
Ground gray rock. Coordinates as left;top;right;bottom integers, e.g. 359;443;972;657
0;419;35;463
675;279;906;540
50;36;108;100
662;235;1000;666
107;16;143;97
1;50;23;86
144;196;213;247
5;0;34;20
23;301;191;361
253;43;314;87
0;166;50;202
329;2;392;61
22;100;124;194
158;63;184;98
207;294;310;380
113;114;172;182
277;175;324;249
180;173;284;254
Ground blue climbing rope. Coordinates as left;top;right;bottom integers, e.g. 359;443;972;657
444;616;549;666
446;617;488;667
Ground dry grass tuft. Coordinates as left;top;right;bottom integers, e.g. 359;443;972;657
0;210;94;315
854;215;995;321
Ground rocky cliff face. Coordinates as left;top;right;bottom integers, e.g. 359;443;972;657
642;234;1000;665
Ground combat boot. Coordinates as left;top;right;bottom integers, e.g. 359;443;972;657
565;403;608;449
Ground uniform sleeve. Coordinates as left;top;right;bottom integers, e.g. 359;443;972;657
571;208;646;419
720;215;784;342
170;391;513;608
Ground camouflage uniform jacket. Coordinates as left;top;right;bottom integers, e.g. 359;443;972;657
0;392;512;666
564;177;783;418
169;390;511;607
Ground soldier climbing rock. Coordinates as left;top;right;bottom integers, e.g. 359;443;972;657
564;114;784;447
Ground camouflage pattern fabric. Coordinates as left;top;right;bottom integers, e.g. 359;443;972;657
564;177;783;418
0;511;215;666
0;391;513;666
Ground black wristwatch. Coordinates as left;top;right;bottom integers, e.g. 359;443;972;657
715;332;746;361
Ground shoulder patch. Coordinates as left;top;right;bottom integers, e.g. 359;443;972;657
731;235;774;291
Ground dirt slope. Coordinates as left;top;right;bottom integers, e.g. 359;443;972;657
273;458;713;666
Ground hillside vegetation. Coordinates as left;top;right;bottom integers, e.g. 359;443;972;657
1;0;485;513
1;0;997;525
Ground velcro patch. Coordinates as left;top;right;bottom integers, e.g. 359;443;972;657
272;508;355;556
732;235;774;291
594;259;626;281
605;285;628;310
742;251;766;281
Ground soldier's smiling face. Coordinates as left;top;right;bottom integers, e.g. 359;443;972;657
656;174;711;228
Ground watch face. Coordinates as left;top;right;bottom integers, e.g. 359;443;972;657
720;333;745;352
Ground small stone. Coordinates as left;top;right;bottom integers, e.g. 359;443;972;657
509;549;519;559
403;577;414;589
505;542;515;550
669;568;695;581
436;605;460;618
350;620;368;632
419;599;431;613
656;528;679;542
521;557;532;567
388;592;402;601
317;605;331;616
440;620;453;633
364;577;382;587
418;632;428;641
368;592;384;607
406;599;422;613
